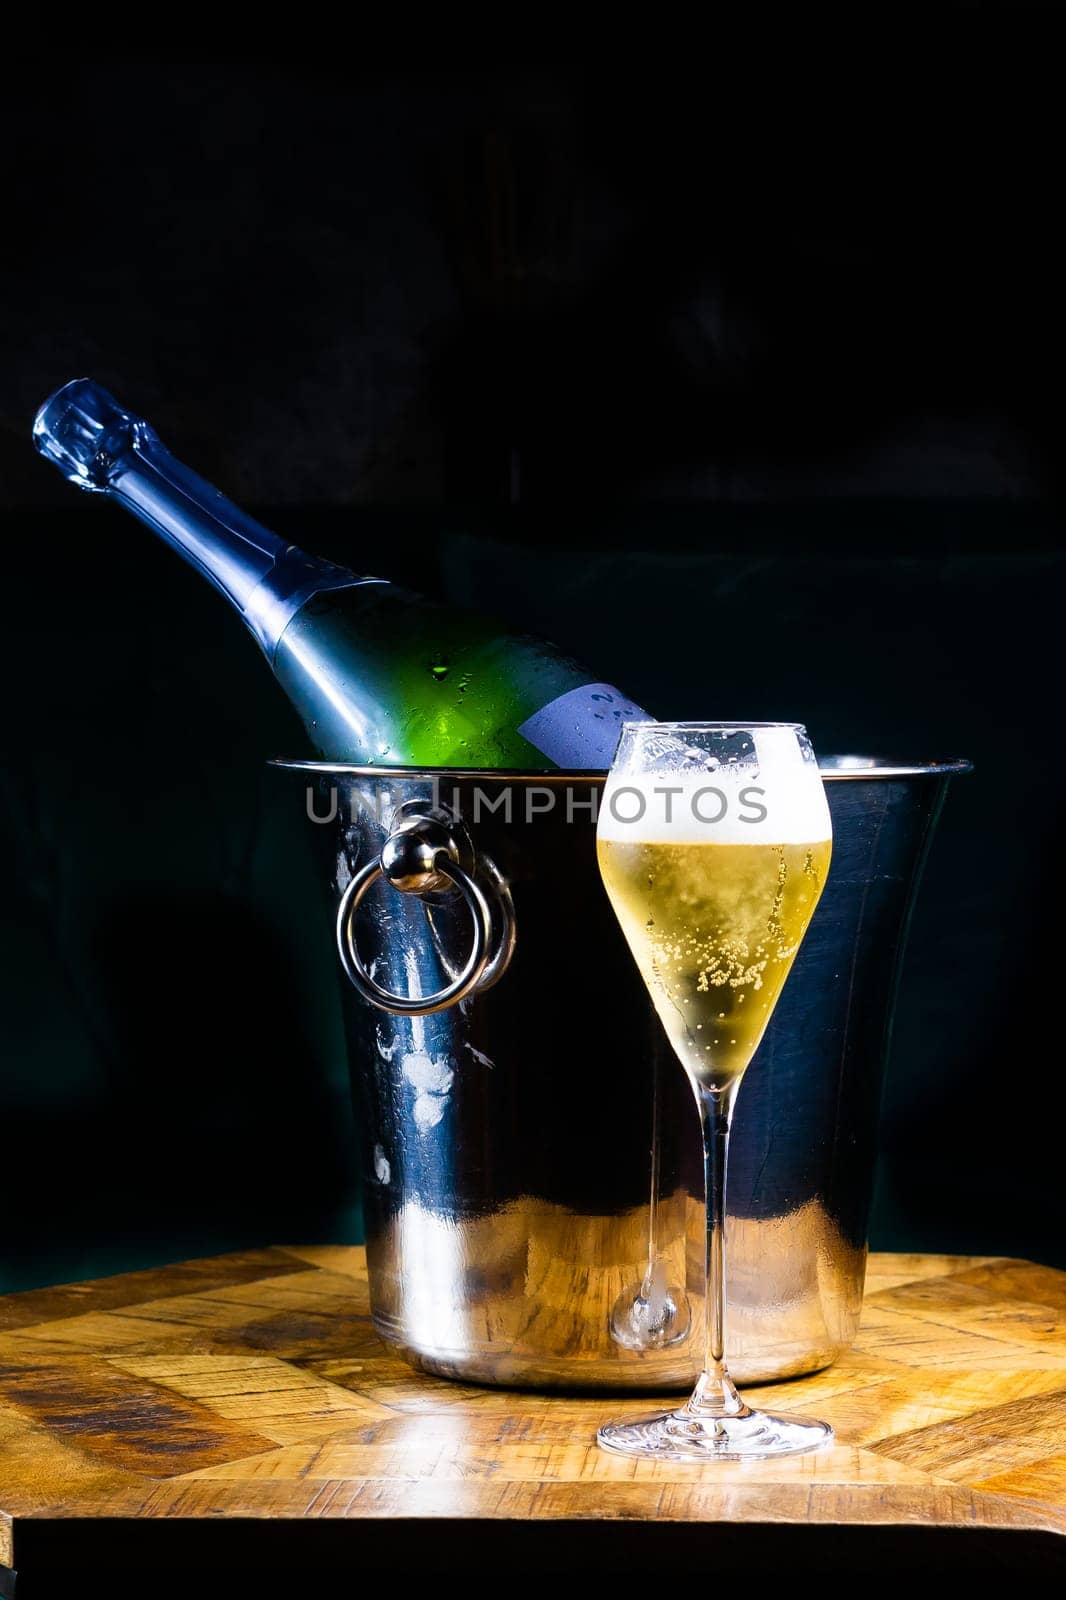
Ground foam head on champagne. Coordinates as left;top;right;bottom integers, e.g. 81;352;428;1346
599;723;832;845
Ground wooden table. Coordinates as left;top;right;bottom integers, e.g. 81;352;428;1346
0;1248;1063;1583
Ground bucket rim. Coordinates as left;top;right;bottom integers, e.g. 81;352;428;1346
269;756;973;782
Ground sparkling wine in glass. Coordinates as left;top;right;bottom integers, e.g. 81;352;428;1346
596;722;833;1460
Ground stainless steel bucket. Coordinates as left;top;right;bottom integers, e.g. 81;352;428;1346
280;757;968;1388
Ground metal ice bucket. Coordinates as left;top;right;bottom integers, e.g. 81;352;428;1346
281;757;968;1388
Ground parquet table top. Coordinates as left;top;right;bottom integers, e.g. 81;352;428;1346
0;1247;1063;1573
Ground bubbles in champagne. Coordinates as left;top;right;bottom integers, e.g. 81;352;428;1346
599;836;830;1087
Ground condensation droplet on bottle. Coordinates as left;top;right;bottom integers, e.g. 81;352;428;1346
430;659;449;681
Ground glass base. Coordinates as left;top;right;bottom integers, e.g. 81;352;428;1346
597;1405;833;1462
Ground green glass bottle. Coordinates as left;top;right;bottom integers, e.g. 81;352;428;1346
34;380;648;769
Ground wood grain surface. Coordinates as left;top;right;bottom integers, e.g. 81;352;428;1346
0;1248;1063;1575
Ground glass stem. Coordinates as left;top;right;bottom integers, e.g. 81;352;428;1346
688;1079;746;1417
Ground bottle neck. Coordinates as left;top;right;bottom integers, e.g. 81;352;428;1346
32;380;377;657
109;431;283;599
107;429;371;657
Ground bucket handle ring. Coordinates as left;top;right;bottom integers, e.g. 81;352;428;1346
335;810;516;1015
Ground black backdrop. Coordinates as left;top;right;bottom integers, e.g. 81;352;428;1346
1;33;1063;1291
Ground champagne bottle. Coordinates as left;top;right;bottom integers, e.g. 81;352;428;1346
34;380;648;769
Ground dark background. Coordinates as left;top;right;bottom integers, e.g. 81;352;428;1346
1;29;1063;1292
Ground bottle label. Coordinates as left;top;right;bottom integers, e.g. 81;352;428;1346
518;683;649;770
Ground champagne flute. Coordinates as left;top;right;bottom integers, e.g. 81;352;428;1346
596;722;833;1460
